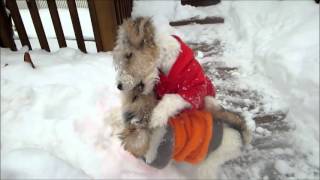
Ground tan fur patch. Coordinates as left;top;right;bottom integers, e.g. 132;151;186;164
119;124;151;157
119;77;158;157
113;17;160;157
113;17;159;92
214;109;251;144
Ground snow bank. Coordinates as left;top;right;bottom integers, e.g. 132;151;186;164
1;149;89;179
1;47;118;178
0;48;184;178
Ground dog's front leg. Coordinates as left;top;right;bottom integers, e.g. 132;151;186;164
149;94;191;128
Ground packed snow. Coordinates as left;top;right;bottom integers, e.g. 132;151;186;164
1;0;319;179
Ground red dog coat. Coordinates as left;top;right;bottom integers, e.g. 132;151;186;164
155;35;216;109
150;36;217;165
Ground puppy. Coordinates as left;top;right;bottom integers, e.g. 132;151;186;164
113;17;160;157
113;17;251;178
119;84;158;157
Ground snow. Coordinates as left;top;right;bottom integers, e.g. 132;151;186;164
274;160;294;176
1;149;89;179
0;47;185;179
2;0;319;179
218;1;319;173
255;127;271;136
1;48;119;178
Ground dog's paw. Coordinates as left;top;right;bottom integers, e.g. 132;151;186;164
149;94;191;128
149;110;169;128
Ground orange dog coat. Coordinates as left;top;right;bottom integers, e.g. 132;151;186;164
169;110;213;164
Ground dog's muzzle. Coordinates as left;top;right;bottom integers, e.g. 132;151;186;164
136;81;145;92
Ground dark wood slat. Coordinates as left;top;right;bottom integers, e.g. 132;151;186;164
47;0;67;48
26;0;50;52
113;0;120;25
67;0;86;53
124;0;129;18
113;0;118;25
6;0;31;50
129;0;133;17
122;0;126;18
115;0;122;25
170;16;224;26
121;0;126;19
0;36;3;48
118;0;124;23
0;0;16;50
181;0;221;6
87;0;103;52
118;0;123;24
127;0;131;17
0;15;16;50
254;112;286;124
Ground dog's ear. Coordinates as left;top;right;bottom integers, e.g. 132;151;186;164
124;17;155;49
141;18;156;48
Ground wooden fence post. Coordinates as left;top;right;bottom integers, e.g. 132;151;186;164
91;0;118;51
0;0;16;50
6;0;32;50
87;0;103;52
26;0;50;52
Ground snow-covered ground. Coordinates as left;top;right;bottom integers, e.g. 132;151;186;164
1;1;319;179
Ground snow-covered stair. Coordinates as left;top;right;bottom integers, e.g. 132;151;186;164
179;11;318;177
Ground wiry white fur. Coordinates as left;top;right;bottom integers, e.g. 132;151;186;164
113;26;137;91
142;69;159;94
116;70;136;91
113;27;126;68
196;126;242;179
155;33;180;75
149;94;191;128
104;107;124;136
144;126;167;163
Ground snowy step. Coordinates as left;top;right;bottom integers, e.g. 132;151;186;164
188;41;223;57
181;0;221;7
200;52;288;127
254;112;287;124
170;16;224;26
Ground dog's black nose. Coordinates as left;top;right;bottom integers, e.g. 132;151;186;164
137;81;145;92
117;83;123;90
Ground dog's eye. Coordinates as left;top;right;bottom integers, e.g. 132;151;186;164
126;53;132;59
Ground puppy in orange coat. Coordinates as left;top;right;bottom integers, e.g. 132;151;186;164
113;17;251;178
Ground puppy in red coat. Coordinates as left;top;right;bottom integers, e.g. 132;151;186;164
113;17;251;178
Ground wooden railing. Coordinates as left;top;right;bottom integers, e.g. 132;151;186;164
114;0;132;25
0;0;133;52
